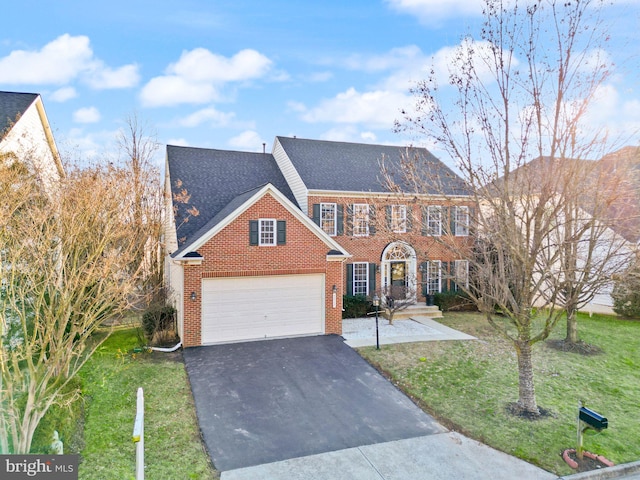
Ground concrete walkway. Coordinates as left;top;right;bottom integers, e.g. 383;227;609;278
342;316;476;347
222;432;557;480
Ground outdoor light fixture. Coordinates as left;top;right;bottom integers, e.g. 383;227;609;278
372;294;380;350
190;291;197;301
332;285;337;308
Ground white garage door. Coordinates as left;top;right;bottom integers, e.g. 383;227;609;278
201;274;325;344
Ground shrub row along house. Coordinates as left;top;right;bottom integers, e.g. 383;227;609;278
164;136;474;346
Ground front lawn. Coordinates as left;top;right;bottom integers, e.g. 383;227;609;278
358;312;640;476
77;327;217;479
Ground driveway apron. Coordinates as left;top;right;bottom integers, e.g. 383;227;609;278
183;334;444;471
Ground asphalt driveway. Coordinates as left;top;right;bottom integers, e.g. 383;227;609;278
183;334;444;471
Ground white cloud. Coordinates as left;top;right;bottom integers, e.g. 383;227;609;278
0;34;139;89
228;130;266;151
385;0;485;24
140;48;274;107
300;87;409;129
342;45;425;72
177;107;236;127
140;76;218;107
50;87;77;102
63;127;118;160
166;138;191;147
73;107;101;124
85;63;140;89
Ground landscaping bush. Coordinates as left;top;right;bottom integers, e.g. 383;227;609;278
610;259;640;318
433;291;476;312
142;305;176;341
342;295;371;318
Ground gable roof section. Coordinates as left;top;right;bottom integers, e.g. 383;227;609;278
598;146;640;243
275;136;470;196
0;91;38;137
172;183;350;259
167;145;299;251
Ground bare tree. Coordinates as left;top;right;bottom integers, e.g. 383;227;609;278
116;113;163;308
544;158;633;346
395;0;619;416
0;155;143;453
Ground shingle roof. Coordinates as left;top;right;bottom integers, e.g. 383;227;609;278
167;145;298;251
276;136;470;195
0;91;38;138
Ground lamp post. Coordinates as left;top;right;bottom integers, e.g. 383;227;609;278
373;294;380;350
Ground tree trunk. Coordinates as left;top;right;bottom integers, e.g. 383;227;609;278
565;307;579;344
515;340;540;415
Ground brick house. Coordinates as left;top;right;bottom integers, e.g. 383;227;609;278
165;137;474;347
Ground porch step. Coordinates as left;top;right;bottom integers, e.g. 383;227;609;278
382;304;443;321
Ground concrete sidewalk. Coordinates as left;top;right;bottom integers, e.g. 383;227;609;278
221;432;557;480
342;316;476;348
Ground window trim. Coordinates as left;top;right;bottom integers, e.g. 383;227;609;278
320;202;337;236
352;203;370;237
427;205;442;236
454;206;470;236
391;204;407;233
258;218;277;246
352;262;369;296
427;260;442;294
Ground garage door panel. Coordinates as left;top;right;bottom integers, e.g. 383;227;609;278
201;274;324;344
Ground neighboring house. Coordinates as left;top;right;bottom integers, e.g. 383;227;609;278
0;91;64;182
165;137;474;347
492;154;637;315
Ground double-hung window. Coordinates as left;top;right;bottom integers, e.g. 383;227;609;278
353;204;370;237
426;260;442;294
259;219;276;246
352;262;369;296
391;205;407;233
427;206;442;236
454;206;470;236
320;203;337;236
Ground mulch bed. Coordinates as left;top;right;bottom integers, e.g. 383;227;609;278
546;339;603;356
562;449;615;472
505;402;555;420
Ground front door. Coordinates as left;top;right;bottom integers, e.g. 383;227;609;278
390;261;406;287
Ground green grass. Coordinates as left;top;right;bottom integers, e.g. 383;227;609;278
358;311;640;476
77;327;217;480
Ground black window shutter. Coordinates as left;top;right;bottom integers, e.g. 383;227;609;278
369;204;376;236
450;206;456;235
442;261;450;292
469;207;476;236
368;263;377;296
249;220;258;245
337;204;344;235
346;264;354;296
386;205;392;230
312;204;320;226
277;220;286;245
420;262;429;296
346;204;353;236
421;206;428;236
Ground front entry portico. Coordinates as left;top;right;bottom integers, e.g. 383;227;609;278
380;242;417;303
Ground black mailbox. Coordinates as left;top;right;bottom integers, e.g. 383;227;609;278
579;407;608;430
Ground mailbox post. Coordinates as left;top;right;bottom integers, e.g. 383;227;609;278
576;401;608;460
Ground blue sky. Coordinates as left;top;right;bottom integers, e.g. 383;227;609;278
2;0;639;164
